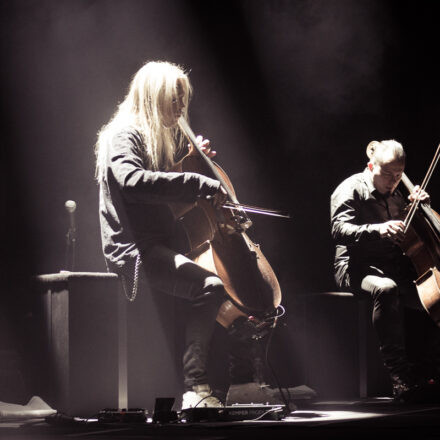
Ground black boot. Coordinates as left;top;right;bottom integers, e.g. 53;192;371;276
390;372;420;403
380;344;419;403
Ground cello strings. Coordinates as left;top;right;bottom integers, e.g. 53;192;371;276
178;117;261;221
178;117;239;204
401;173;440;237
178;117;292;220
404;143;440;232
419;143;440;192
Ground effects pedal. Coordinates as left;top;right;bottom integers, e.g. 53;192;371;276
98;408;147;423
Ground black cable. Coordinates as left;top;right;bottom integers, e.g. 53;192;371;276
247;406;284;421
264;312;295;415
194;395;211;408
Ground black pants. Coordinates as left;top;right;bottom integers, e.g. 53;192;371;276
121;244;262;391
359;273;421;377
131;244;225;391
346;266;440;380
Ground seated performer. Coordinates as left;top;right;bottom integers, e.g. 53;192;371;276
94;60;286;409
95;60;229;408
330;139;440;402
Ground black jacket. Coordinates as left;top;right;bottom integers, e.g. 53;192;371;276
98;127;221;272
330;169;409;288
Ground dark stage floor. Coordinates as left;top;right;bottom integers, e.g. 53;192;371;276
1;398;440;440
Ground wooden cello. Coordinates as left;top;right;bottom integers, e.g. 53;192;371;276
367;143;440;326
170;117;285;329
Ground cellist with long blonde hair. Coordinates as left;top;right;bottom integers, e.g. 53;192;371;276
95;61;228;409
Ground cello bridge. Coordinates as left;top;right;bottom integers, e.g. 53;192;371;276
415;267;435;286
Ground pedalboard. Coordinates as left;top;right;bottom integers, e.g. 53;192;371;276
181;404;285;422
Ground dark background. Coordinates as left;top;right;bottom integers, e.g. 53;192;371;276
1;0;439;401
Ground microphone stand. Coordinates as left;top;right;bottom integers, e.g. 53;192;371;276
64;200;77;271
65;226;76;271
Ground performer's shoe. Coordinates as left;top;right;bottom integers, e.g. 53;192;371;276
392;374;420;403
381;346;419;402
182;384;223;409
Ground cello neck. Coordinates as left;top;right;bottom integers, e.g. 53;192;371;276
401;172;440;237
400;173;415;193
401;143;440;230
178;117;239;205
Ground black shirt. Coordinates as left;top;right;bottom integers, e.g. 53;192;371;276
330;168;409;287
98;127;221;272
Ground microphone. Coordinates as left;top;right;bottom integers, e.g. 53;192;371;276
65;200;77;231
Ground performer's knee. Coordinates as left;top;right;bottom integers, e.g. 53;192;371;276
371;278;398;303
192;275;225;306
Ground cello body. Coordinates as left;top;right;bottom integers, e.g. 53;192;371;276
400;175;440;327
169;146;282;329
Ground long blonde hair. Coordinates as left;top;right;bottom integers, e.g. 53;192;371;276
95;61;192;183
